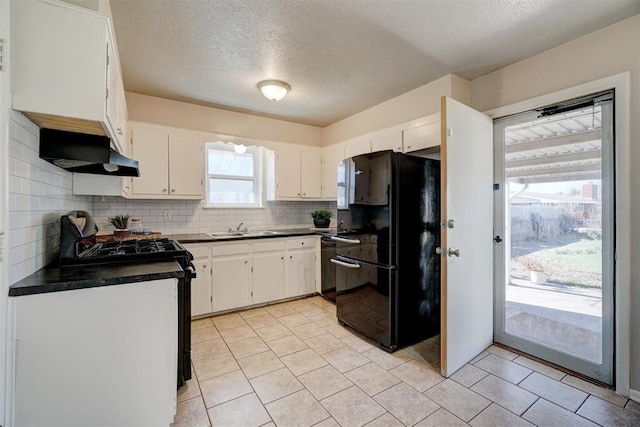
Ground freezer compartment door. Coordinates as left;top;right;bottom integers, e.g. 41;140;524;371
334;257;396;350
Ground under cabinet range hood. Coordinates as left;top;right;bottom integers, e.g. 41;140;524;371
39;128;140;177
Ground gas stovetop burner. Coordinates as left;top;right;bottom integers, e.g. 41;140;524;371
69;237;188;266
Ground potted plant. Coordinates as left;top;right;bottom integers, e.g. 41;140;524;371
311;209;333;228
108;214;131;238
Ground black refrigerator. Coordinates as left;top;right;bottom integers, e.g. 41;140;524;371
331;150;440;352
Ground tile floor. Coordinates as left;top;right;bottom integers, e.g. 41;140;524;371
173;296;640;426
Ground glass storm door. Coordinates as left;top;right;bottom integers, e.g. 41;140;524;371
493;91;614;385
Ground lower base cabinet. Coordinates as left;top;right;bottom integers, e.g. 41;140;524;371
184;236;319;317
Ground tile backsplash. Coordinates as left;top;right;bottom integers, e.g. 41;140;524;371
92;198;337;235
8;111;93;284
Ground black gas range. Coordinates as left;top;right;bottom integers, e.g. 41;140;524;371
58;211;194;388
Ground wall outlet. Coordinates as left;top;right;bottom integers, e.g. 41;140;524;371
276;207;286;218
163;210;172;221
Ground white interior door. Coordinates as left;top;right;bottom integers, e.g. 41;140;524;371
440;96;494;377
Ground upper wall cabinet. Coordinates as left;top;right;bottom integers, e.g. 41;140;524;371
269;146;322;200
402;113;441;153
130;122;204;199
371;130;403;153
321;144;345;200
11;0;128;152
344;138;372;159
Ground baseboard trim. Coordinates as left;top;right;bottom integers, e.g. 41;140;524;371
629;388;640;403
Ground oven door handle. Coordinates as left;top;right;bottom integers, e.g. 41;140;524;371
186;264;196;278
330;258;361;269
330;236;361;244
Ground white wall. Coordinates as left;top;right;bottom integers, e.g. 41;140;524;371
7;111;93;284
92;198;335;236
126;92;324;147
469;14;640;391
323;74;469;145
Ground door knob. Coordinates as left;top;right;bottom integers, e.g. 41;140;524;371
448;248;460;257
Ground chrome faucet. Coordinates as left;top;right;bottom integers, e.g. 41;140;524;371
236;222;248;232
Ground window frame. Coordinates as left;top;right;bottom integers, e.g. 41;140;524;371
205;141;264;208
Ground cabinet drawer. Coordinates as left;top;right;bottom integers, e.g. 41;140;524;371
286;237;317;249
211;242;251;257
253;239;286;253
183;245;210;259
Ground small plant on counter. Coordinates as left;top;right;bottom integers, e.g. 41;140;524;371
108;214;130;230
311;209;333;228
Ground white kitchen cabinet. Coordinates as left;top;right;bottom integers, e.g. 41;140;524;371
371;130;403;153
272;146;322;200
11;279;178;426
344;138;372;159
130;122;204;199
11;0;128;152
402;114;441;152
321;144;345;200
185;244;213;317
185;236;319;317
285;237;317;298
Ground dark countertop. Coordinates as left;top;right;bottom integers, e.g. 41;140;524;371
169;228;323;244
9;261;185;297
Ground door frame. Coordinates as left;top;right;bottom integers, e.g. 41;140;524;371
484;72;631;395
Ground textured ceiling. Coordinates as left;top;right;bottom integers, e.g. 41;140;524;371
109;0;640;127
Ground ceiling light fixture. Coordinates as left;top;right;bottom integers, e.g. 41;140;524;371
258;80;290;101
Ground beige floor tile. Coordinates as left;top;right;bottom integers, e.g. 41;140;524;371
486;345;518;361
177;376;201;403
314;417;341;427
295;303;327;317
345;363;400;396
342;334;376;353
200;370;252;408
520;372;588;412
451;364;489;388
192;351;240;381
218;324;258;343
171;397;211;427
321;386;386;426
290;322;328;340
365;412;404;426
250;367;304;404
267;334;309;357
279;312;313;328
389;360;444;392
239;307;269;319
562;375;628;407
281;348;328;376
523;398;599;426
362;347;410;370
207;393;271;427
512;355;566;381
191;317;214;330
227;336;269;359
469;403;535;427
304;333;346;355
191;338;230;360
400;337;440;367
191;325;221;344
415;408;468;426
298;365;354;400
211;313;248;331
627;399;640;413
424;379;491;422
237;350;285;379
308;313;339;327
325;323;354;339
470;374;538;416
474;354;533;384
255;323;293;342
265;304;298;318
265;389;330;427
577;395;640;426
322;346;370;373
245;313;280;329
374;382;439;425
469;351;489;365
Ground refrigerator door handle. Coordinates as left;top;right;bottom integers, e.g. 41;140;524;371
330;258;361;269
330;236;361;244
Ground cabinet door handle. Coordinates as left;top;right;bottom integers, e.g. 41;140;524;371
117;128;123;135
289;256;293;259
281;256;284;260
162;189;167;193
171;189;176;193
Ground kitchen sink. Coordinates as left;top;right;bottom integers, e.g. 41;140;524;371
206;230;282;239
